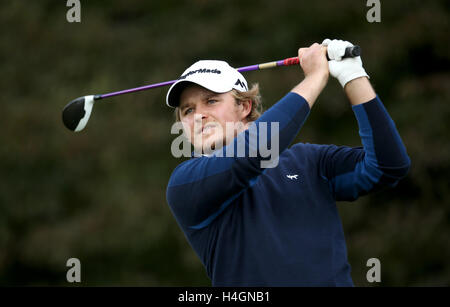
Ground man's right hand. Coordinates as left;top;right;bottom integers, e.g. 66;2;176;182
298;43;329;82
291;43;329;108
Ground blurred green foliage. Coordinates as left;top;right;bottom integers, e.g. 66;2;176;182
0;0;448;286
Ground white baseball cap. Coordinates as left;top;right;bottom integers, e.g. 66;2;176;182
166;60;248;108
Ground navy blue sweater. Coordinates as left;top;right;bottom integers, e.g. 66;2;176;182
166;92;410;286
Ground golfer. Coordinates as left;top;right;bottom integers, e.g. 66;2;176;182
165;39;411;286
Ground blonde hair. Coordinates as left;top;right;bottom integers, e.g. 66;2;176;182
174;83;263;122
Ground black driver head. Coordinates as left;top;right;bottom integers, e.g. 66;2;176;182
62;97;86;131
62;95;95;132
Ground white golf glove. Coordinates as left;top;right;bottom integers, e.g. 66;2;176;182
322;39;369;88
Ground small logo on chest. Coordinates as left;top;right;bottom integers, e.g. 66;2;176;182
286;174;299;180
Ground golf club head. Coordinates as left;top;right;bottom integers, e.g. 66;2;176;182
62;95;95;132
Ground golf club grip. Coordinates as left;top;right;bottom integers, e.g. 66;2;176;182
283;45;361;66
343;45;361;58
327;45;361;60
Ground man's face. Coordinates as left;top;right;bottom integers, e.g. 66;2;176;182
178;84;251;154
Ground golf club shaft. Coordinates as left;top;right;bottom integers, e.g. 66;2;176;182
97;45;360;100
96;60;291;100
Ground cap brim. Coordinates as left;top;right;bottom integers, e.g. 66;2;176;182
166;79;234;108
166;80;194;108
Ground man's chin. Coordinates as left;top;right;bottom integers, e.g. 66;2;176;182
194;139;225;155
202;143;224;155
192;131;239;155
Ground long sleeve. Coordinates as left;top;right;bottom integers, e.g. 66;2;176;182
166;92;310;231
319;95;411;201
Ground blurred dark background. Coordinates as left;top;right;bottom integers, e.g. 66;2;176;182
0;0;449;286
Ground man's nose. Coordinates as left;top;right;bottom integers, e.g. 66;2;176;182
194;107;208;121
193;112;207;124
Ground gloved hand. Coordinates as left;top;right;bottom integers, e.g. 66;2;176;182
322;39;369;88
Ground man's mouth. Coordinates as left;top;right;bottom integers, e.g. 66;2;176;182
199;123;217;135
202;126;214;134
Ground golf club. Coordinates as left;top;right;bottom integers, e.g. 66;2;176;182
62;45;360;132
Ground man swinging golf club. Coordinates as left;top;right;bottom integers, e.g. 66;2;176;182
165;39;411;286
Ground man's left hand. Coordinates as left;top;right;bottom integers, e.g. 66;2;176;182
322;39;369;88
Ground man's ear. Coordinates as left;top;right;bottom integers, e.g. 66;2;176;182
240;99;252;120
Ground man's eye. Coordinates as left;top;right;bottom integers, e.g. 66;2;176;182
184;108;193;115
207;99;217;104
